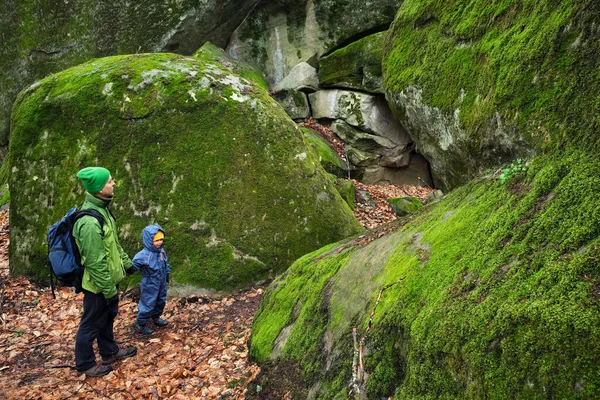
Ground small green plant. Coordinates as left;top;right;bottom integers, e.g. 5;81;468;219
498;159;528;184
227;379;243;389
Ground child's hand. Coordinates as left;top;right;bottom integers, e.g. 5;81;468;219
126;267;135;275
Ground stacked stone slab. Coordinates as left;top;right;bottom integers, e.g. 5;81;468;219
264;31;433;187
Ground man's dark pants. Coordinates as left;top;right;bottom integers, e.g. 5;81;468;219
75;290;119;372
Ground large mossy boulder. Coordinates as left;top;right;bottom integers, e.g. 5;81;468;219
248;150;600;399
226;0;401;87
383;1;600;190
318;31;386;93
0;0;260;163
8;44;364;291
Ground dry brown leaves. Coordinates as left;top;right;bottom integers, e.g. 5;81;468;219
352;180;433;230
300;118;435;230
300;117;347;162
0;206;262;399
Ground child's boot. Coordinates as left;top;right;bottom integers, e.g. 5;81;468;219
152;317;168;327
136;323;154;335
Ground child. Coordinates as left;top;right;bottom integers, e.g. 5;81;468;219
132;224;171;335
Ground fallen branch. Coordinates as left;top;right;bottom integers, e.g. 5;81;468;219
28;340;53;349
350;277;406;399
63;381;87;399
0;279;4;318
351;328;360;398
417;176;432;190
44;363;76;369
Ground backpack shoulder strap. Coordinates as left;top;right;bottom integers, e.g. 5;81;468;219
74;209;105;233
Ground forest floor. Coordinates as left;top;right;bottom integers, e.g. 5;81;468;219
0;123;436;399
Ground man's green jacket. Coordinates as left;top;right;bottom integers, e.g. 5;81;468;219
73;193;132;299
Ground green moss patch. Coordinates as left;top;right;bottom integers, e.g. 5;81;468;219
319;31;386;92
383;1;600;189
301;127;348;178
250;148;600;398
387;196;422;216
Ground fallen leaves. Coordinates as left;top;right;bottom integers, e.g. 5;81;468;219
300;118;347;163
300;119;435;230
352;179;433;230
0;137;434;399
0;205;263;399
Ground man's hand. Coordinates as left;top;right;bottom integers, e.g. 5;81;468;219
106;294;119;318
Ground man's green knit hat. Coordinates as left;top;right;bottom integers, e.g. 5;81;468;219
76;167;110;194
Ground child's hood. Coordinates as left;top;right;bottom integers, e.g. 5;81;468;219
142;224;165;252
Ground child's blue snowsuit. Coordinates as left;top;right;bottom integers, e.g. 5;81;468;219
132;224;170;325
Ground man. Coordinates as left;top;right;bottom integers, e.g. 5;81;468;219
73;167;137;377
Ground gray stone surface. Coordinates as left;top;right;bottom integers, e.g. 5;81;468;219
272;62;319;92
361;153;433;187
380;152;411;168
309;90;411;146
331;119;397;152
226;0;401;87
273;89;311;120
346;147;381;167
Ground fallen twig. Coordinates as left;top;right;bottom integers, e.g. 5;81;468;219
0;279;4;317
350;277;406;399
28;340;52;348
351;328;360;398
44;363;76;369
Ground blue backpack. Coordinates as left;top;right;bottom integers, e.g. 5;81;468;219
47;207;104;297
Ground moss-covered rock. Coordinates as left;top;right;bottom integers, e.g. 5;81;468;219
331;119;398;154
346;147;381;167
273;90;311;120
319;31;386;93
226;0;401;87
8;44;364;290
251;2;600;395
249;149;600;398
387;196;422;216
309;90;412;147
301;127;349;178
331;177;356;211
1;0;262;164
383;0;600;190
273;62;319;92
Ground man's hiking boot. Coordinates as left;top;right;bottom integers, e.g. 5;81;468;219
152;317;168;327
81;364;113;377
136;323;154;335
101;345;137;365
